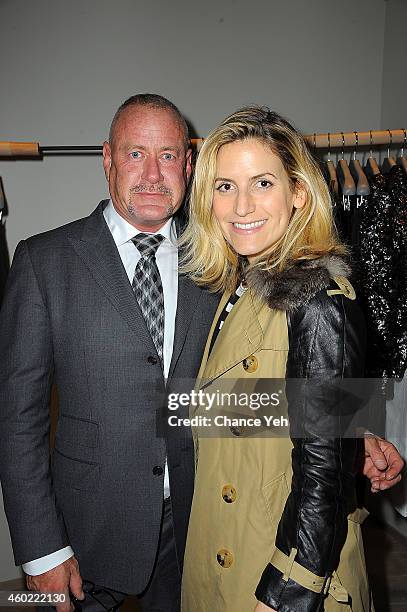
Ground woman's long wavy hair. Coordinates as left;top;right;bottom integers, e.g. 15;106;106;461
180;106;346;293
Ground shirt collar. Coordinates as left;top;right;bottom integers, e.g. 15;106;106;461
103;200;177;247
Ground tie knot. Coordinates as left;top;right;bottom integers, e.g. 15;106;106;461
132;233;165;257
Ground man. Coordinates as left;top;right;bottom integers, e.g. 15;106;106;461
0;94;404;612
0;94;220;611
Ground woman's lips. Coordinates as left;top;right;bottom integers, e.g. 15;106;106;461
230;219;267;234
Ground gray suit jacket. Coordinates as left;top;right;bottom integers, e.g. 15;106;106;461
0;201;219;593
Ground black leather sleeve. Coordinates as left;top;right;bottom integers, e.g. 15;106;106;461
255;287;366;612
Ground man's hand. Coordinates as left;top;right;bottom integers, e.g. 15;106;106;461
254;602;276;611
363;435;405;493
26;557;84;612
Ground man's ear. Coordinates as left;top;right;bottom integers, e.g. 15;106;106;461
102;141;111;181
185;148;193;182
293;181;307;209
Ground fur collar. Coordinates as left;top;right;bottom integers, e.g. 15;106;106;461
245;255;351;311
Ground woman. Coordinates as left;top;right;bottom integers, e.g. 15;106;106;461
180;107;372;611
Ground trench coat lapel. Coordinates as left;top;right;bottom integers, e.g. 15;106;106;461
201;289;263;383
68;201;152;341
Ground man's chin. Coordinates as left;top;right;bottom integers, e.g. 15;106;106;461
127;203;175;231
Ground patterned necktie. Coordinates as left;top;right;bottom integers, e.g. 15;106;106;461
132;233;165;364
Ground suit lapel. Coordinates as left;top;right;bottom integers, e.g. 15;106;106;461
68;201;154;342
168;271;203;379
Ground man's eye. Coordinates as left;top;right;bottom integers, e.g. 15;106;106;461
162;153;175;161
130;151;142;159
216;182;234;192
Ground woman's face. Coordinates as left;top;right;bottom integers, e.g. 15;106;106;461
212;138;305;260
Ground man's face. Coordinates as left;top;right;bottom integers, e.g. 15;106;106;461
103;106;192;231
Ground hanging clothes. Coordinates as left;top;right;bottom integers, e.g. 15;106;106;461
353;173;396;378
383;167;407;518
322;162;352;245
326;161;407;380
386;165;407;378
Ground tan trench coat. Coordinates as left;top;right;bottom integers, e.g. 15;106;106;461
181;286;373;612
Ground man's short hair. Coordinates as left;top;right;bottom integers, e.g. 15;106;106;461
109;93;190;151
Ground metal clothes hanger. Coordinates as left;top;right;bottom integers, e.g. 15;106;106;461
396;129;407;174
325;132;339;196
337;132;356;209
349;131;370;205
382;129;397;173
364;130;381;178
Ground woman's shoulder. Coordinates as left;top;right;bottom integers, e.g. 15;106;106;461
245;255;354;312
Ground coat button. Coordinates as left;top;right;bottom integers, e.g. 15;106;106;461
222;485;237;503
230;426;243;437
217;549;233;568
152;466;163;476
147;355;158;365
242;355;258;373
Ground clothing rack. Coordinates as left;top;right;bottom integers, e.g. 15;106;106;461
195;129;407;152
0;129;406;158
302;129;406;150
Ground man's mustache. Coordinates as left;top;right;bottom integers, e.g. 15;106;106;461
130;184;172;196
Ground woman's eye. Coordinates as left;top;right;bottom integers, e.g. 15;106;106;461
130;151;142;159
256;179;272;189
216;182;234;192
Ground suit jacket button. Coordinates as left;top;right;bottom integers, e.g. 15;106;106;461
147;355;158;365
152;466;163;476
217;549;233;568
222;484;237;503
242;355;258;373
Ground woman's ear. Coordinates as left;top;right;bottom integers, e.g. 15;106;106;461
293;181;307;209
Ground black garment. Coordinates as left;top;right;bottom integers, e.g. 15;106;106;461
356;173;396;378
244;257;366;611
0;221;9;305
138;497;181;612
352;167;407;379
335;194;354;245
387;165;407;377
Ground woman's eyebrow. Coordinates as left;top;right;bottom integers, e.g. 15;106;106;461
251;172;278;180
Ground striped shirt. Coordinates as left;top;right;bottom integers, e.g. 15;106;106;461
208;283;247;356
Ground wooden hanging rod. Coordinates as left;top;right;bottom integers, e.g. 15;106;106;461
0;129;406;158
195;129;407;151
302;129;407;150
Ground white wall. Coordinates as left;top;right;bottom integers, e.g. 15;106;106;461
0;0;402;582
0;0;386;256
381;0;407;130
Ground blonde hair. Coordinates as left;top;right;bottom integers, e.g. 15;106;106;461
180;106;346;292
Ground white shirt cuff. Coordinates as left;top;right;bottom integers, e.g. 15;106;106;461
22;546;74;575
